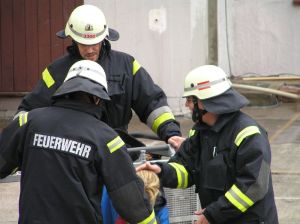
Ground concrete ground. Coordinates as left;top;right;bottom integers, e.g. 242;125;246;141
0;101;300;223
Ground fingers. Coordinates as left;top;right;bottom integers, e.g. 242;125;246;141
194;208;205;215
168;136;186;151
135;162;148;172
135;162;161;174
194;210;203;215
194;209;208;224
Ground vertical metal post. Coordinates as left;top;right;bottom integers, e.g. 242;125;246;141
207;0;218;65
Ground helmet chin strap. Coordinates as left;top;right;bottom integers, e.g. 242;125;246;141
192;96;207;122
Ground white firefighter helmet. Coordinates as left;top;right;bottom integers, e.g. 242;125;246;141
53;60;110;100
64;5;109;45
183;65;249;114
183;65;232;100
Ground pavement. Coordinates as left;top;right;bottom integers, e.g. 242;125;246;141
0;101;300;223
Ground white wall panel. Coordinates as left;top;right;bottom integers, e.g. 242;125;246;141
85;0;208;114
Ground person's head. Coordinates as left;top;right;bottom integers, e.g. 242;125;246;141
52;60;110;105
136;170;160;208
183;65;249;124
57;4;119;61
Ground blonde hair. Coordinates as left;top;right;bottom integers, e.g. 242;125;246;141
136;170;160;207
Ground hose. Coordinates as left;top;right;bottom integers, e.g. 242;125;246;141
232;83;300;100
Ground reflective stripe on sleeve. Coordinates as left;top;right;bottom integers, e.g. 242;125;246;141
138;210;157;224
42;68;55;88
234;126;260;147
133;60;141;75
18;112;28;127
225;184;254;212
13;110;27;120
188;129;195;137
146;106;175;134
169;162;188;189
107;136;125;153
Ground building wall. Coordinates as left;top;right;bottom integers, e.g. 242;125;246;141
0;0;82;118
85;0;209;114
218;0;300;77
86;0;300;113
0;0;82;92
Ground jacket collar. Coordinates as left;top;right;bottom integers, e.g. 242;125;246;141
52;99;103;120
193;112;238;133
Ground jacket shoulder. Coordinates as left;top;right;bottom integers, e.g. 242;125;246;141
93;120;120;140
109;50;135;66
47;55;75;79
232;112;261;130
110;49;134;60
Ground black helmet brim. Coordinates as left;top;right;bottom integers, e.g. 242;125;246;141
52;77;111;101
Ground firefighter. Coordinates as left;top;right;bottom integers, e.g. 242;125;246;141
0;60;156;224
137;65;279;224
14;4;184;220
15;4;184;150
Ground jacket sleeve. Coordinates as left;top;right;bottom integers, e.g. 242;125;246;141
158;138;194;189
204;125;272;223
97;131;156;223
131;59;181;141
0;113;29;178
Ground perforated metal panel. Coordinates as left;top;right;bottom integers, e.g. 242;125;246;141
164;186;201;223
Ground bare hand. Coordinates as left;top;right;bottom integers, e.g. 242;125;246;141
194;209;209;224
167;136;186;151
135;162;161;174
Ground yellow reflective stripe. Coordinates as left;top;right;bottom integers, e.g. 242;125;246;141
225;191;246;212
231;184;254;207
188;129;195;137
133;60;141;75
151;112;175;134
169;162;188;189
42;68;55;88
138;210;157;224
225;184;254;212
234;126;260;146
107;136;125;153
18;112;28;127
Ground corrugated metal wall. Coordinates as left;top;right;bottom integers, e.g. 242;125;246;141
0;0;83;92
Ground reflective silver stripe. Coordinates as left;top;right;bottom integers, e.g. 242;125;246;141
225;184;254;212
133;60;141;75
184;77;226;92
107;136;125;153
169;162;188;189
13;111;27;120
68;22;107;38
18;112;28;127
234;126;261;147
138;210;157;224
146;106;173;129
188;129;195;137
42;68;55;88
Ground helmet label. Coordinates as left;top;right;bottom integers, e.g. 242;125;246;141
85;24;93;31
83;34;96;38
68;22;106;39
